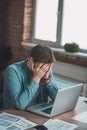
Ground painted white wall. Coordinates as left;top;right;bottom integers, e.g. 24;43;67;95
53;61;87;82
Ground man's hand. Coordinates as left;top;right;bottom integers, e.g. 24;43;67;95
44;64;52;79
32;63;50;83
43;64;52;83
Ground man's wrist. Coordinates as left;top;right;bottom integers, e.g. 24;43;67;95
44;76;51;83
33;76;40;83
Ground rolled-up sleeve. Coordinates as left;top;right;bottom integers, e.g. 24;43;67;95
45;71;58;100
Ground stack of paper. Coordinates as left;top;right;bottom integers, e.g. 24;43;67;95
44;119;78;130
72;111;87;124
0;112;37;130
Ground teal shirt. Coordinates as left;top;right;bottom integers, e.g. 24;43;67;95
3;59;58;110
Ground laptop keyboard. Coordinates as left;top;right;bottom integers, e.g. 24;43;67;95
42;107;52;114
39;103;50;108
34;101;53;109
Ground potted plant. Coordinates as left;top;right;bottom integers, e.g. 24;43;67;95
64;42;80;52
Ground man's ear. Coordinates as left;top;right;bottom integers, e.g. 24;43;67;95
30;57;34;63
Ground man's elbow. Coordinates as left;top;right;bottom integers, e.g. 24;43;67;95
15;100;26;110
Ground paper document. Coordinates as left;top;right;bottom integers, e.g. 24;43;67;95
0;112;37;130
44;119;78;130
72;111;87;124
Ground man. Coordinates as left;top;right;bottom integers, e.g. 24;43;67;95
3;44;58;110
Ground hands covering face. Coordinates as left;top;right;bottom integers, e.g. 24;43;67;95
31;61;52;83
44;64;52;79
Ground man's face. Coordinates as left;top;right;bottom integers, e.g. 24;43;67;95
34;62;53;70
30;57;53;71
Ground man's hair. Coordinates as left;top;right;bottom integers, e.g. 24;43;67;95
30;44;55;63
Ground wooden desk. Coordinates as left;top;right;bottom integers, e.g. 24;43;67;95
0;97;87;130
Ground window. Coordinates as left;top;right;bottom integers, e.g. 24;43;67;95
61;0;87;52
32;0;61;47
32;0;87;52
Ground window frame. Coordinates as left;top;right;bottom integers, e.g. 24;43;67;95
32;0;87;53
32;0;64;48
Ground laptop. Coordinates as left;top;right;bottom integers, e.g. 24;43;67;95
27;83;83;117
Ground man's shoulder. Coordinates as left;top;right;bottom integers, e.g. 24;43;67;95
8;59;27;68
5;59;27;73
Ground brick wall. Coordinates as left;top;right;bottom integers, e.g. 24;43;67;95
23;0;33;42
0;0;10;70
7;0;31;63
54;52;87;67
0;0;8;47
0;0;33;71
